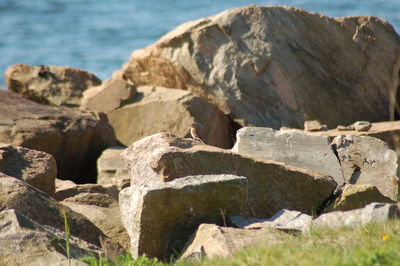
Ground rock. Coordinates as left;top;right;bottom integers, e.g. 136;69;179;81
230;209;312;233
313;202;400;228
121;6;400;128
97;146;129;186
180;223;288;259
232;127;344;185
81;70;136;113
353;121;372;131
54;183;116;203
60;184;129;252
0;90;116;183
6;64;102;107
325;184;395;212
0;176;106;246
304;120;327;132
0;144;57;195
123;133;337;218
332;135;398;200
0;209;101;266
108;86;233;148
119;174;248;260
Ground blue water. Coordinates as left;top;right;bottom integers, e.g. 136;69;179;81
0;0;399;88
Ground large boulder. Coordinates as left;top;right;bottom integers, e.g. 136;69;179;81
119;174;248;260
232;127;343;185
0;90;116;182
122;133;337;218
108;86;233;148
332;135;398;200
0;209;101;266
0;144;57;195
5;64;102;107
121;6;400;128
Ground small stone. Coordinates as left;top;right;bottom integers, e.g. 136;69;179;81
304;120;328;131
353;121;372;131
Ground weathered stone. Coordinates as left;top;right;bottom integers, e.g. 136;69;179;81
54;183;116;203
304;120;327;132
123;133;337;218
0;176;106;246
0;144;57;195
313;202;400;228
232;127;343;185
0;90;116;183
325;184;395;212
180;224;288;259
108;86;233;148
332;135;398;200
6;64;101;107
121;6;400;128
0;209;101;266
230;209;312;233
119;174;248;260
81;70;136;112
353;121;372;131
97;146;129;185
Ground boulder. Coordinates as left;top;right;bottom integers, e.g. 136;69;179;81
96;146;129;186
119;174;248;260
0;144;57;195
325;184;395;212
54;183;116;202
81;70;136;113
108;86;233;148
0;209;101;266
0;176;106;246
122;133;337;218
313;202;400;228
304;120;327;132
232;127;343;185
332;135;398;200
121;6;400;128
5;64;101;107
180;223;288;259
0;90;116;183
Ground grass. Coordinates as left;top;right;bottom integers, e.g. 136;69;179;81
83;220;400;266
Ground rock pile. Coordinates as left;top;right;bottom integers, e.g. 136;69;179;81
1;4;400;264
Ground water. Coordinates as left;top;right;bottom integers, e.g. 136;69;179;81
0;0;399;88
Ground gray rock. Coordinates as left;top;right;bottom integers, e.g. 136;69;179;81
313;202;400;228
119;174;248;260
97;146;129;186
232;127;344;185
332;135;398;200
353;121;372;131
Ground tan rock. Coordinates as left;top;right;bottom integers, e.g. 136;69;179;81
304;120;327;131
108;86;233;148
96;146;129;186
0;144;56;195
81;70;136;112
325;184;395;212
0;90;116;183
119;174;248;260
122;133;337;218
121;6;399;128
6;63;101;107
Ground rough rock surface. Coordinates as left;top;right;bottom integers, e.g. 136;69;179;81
304;120;327;131
121;6;400;128
325;184;395;212
0;90;116;182
122;133;337;218
232;127;343;184
6;64;102;107
119;174;248;260
332;135;398;200
0;209;101;266
0;144;57;195
313;202;400;228
81;70;136;113
108;86;233;148
97;146;129;185
180;223;288;259
0;176;106;246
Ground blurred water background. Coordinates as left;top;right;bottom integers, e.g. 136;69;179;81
0;0;399;88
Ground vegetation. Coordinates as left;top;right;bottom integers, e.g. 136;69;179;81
83;220;400;266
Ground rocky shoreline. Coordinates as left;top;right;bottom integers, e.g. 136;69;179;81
1;5;400;265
